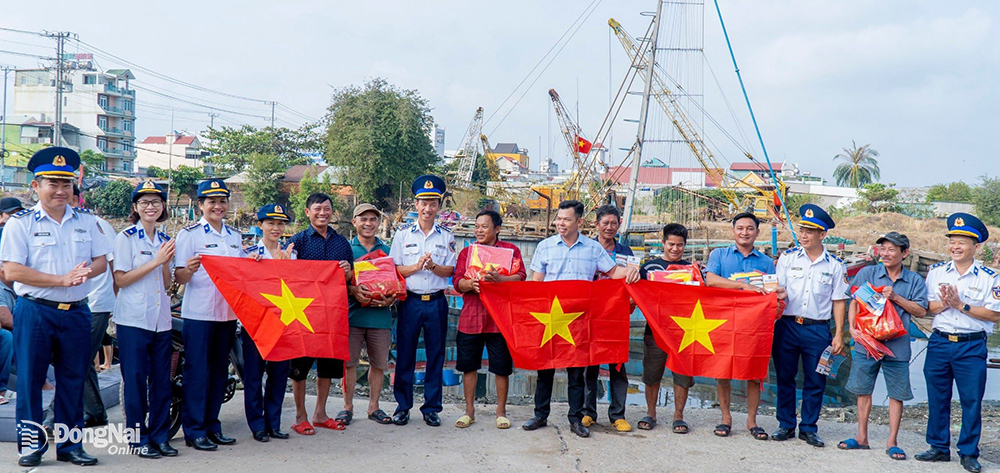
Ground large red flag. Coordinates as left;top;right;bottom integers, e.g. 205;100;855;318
627;281;777;380
574;135;593;154
479;279;630;370
200;255;350;362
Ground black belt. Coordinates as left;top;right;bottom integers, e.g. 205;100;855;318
781;316;829;326
407;290;445;302
933;329;986;343
22;295;89;311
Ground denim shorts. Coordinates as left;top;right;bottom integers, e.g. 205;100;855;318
845;349;913;401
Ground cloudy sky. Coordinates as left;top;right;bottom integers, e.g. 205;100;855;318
1;0;995;186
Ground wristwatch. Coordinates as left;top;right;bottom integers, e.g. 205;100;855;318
962;303;971;312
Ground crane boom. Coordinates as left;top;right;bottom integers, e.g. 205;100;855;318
548;89;587;171
478;133;512;201
455;107;484;187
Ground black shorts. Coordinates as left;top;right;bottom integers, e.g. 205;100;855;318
288;357;345;381
455;331;513;376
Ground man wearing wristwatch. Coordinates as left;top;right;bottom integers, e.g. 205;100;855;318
916;213;1000;473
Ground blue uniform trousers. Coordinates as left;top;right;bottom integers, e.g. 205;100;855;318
13;298;91;454
393;296;448;416
181;319;236;440
924;332;987;458
772;318;831;433
117;325;172;446
240;329;290;433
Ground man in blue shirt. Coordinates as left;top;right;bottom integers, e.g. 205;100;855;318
704;212;781;441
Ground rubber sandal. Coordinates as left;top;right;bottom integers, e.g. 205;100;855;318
612;419;633;432
749;426;769;440
314;418;346;431
335;410;353;426
714;424;732;437
886;446;906;460
837;438;870;450
455;415;474;428
368;409;393;425
637;416;656;430
672;420;689;434
291;421;315;435
496;416;511;429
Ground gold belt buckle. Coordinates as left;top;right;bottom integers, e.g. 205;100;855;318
57;302;71;310
948;334;959;342
421;294;431;302
795;317;804;325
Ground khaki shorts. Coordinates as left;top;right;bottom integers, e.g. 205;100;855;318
642;332;695;388
347;326;391;371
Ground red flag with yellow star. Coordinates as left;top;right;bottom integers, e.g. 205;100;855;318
200;255;350;362
574;135;593;154
479;279;630;370
626;281;777;380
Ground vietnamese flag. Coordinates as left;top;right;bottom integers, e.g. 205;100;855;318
574;135;593;154
627;281;777;380
479;279;630;370
200;255;350;362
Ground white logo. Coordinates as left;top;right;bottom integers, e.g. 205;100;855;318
17;420;141;457
17;420;46;457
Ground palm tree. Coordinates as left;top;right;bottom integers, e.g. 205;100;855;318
833;141;880;188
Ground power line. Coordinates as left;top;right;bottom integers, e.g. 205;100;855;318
0;48;53;60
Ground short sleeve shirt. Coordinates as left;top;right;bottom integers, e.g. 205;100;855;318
349;236;394;330
706;244;775;279
0;204;112;302
173;218;243;322
847;264;928;360
87;216;118;313
114;225;173;332
640;257;693;335
287;225;354;264
925;260;1000;334
454;239;527;334
776;247;850;320
388;223;457;293
529;232;616;281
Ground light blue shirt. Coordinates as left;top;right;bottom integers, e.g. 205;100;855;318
776;247;850;320
389;222;457;293
706;244;775;279
113;225;173;332
530;232;616;281
848;263;927;360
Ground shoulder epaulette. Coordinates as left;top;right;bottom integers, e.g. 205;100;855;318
245;244;259;253
930;261;948;270
982;265;997;276
73;207;91;214
12;209;31;219
158;231;171;242
182;222;200;231
438;225;452;233
123;226;138;236
398;223;414;232
830;254;844;264
782;247;799;255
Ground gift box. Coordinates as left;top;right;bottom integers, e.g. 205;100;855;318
465;244;519;280
354;249;407;305
648;264;704;286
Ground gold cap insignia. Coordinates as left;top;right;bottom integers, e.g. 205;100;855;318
210;181;220;188
53;155;66;167
424;180;434;189
955;217;965;227
805;209;814;218
274;205;283;213
142;180;155;189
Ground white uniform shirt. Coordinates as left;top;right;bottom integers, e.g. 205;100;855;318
242;243;295;261
87;217;117;313
0;204;112;302
776;247;850;320
389;223;457;293
113;225;172;332
925;260;1000;334
173;218;242;322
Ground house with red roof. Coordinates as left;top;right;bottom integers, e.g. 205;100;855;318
136;134;206;173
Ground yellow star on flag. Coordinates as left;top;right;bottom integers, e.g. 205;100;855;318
670;300;727;353
261;279;315;333
529;296;584;347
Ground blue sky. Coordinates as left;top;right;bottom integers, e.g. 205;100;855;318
1;0;995;186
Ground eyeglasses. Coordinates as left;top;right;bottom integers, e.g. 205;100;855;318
136;201;164;209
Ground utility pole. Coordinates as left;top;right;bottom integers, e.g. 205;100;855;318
45;31;70;146
208;112;218;130
621;0;662;242
269;102;275;129
168;108;174;186
1;66;12;192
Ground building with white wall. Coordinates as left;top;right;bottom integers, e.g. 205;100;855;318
136;134;205;172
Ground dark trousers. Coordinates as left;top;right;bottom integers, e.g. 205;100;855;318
772;318;831;433
83;311;110;422
117;325;172;446
181;319;236;440
534;367;587;424
393;296;448;416
241;329;290;433
924;332;987;458
584;364;627;422
14;298;91;454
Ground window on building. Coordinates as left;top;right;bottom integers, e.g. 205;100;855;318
97;137;107;151
123;100;132;112
98;95;108;109
123;140;133;152
98;116;107;130
123;120;133;133
83;75;96;85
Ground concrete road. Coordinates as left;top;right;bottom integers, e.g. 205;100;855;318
6;392;993;472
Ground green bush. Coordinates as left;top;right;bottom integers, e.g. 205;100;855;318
85;179;134;218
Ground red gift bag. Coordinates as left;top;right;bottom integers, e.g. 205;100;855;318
852;285;907;341
354;249;407;305
464;244;520;280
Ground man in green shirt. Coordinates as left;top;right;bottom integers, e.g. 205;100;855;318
337;203;396;426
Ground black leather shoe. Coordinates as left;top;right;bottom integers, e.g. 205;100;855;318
771;427;795;441
135;444;161;459
154;442;178;457
18;450;43;467
83;414;109;428
185;437;218;451
915;448;951;462
961;455;982;473
522;417;548;431
798;431;824;447
423;412;441;427
392;411;409;426
267;429;290;439
252;431;270;442
56;449;99;466
207;431;236;445
570;421;590;438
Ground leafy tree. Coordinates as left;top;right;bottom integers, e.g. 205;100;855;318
833;140;880;188
974;176;1000;226
927;181;974;203
243;153;283;210
169;165;205;205
782;193;819;216
288;167;338;228
325;78;437;210
146;165;166;178
84;179;133;217
856;182;900;213
201;124;318;176
80;150;106;176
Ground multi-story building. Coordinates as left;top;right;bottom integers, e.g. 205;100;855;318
13;66;136;173
136;134;205;173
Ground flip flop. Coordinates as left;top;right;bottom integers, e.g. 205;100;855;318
368;409;393;425
837;438;870;450
612;419;633;432
291;421;315;436
714;424;732;437
455;415;474;428
314;418;346;431
637;416;657;430
886;446;906;460
335;410;353;426
496;416;511;429
749;426;769;440
671;420;689;434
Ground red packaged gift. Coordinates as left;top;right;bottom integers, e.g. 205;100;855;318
354;249;407;305
647;264;705;286
464;244;520;280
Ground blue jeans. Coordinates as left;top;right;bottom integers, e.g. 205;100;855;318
0;328;12;392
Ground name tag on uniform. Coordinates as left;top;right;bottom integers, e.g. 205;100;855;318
205;244;218;248
230;244;239;249
140;250;153;255
74;228;87;234
788;267;804;279
404;243;419;255
33;232;50;237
